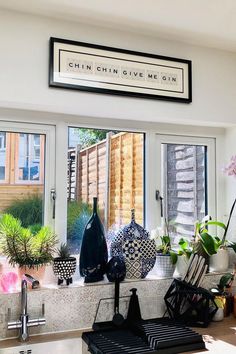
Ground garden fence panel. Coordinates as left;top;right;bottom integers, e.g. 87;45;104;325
75;132;144;228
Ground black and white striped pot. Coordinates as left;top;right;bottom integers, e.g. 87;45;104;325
53;257;77;285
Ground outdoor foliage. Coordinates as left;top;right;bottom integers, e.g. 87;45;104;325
74;128;117;149
4;194;43;228
67;200;92;254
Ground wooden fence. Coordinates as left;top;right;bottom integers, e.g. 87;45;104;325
73;132;144;228
0;185;43;211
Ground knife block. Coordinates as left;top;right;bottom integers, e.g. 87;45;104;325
164;278;218;327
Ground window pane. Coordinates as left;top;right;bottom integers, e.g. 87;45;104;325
0;131;45;227
67;127;145;254
162;143;207;240
18;134;43;182
0;132;6;180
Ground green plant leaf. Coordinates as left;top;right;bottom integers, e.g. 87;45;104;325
205;221;226;230
169;250;178;264
161;235;171;246
200;232;218;256
179;238;188;250
219;273;233;290
227;241;236;253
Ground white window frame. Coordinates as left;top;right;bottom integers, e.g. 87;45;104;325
155;134;216;229
0;113;223;247
0;121;55;228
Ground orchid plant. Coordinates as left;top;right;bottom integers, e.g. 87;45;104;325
224;155;236;177
222;155;236;252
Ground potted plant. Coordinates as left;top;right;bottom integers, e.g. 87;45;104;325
152;226;178;277
193;216;231;272
176;238;193;277
53;243;77;285
0;214;57;281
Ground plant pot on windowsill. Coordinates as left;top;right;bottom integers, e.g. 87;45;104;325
175;254;189;278
151;232;177;278
0;214;58;285
18;265;46;283
154;253;176;278
209;248;229;273
53;243;77;286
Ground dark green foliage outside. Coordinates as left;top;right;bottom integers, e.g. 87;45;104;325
4;195;43;228
67;200;92;254
74;128;118;149
3;195;93;255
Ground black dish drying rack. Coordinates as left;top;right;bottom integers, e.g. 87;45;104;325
82;317;206;354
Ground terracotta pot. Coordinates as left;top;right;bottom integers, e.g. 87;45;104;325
209;248;229;272
18;265;46;284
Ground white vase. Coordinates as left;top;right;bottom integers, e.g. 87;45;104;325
212;308;224;321
175;255;189;278
209;248;229;272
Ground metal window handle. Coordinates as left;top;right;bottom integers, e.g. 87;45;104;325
50;189;56;219
155;190;164;218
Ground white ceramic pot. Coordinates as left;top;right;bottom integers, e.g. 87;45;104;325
154;254;175;278
209;248;229;272
175;255;189;278
212;308;224;321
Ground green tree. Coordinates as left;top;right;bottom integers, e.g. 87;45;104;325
75;128;116;148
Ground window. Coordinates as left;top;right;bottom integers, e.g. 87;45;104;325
162;143;207;240
0;132;6;150
33;134;41;160
16;133;44;183
67;127;145;254
0;123;55;230
156;135;215;242
0;132;7;181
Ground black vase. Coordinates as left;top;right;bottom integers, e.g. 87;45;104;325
79;197;108;283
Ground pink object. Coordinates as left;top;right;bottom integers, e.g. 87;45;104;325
224;155;236;177
0;272;18;293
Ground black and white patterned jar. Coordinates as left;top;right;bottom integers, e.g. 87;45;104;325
53;257;77;285
110;209;156;279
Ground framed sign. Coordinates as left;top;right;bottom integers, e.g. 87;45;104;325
49;37;192;103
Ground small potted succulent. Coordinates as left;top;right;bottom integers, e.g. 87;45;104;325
53;243;77;285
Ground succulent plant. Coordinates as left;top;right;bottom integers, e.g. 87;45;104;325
0;214;58;268
57;243;71;259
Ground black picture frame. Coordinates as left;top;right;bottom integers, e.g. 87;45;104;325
49;37;192;103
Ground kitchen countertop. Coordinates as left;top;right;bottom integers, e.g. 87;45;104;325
188;316;236;353
0;329;89;349
0;317;235;353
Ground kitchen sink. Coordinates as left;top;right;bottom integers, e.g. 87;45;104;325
0;337;82;354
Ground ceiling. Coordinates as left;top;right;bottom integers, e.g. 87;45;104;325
1;0;236;52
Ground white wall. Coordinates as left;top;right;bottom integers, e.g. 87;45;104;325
0;9;236;126
0;8;234;230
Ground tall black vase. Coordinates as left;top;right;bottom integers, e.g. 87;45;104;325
79;197;108;283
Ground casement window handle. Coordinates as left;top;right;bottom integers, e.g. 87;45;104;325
50;188;56;219
155;190;163;218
